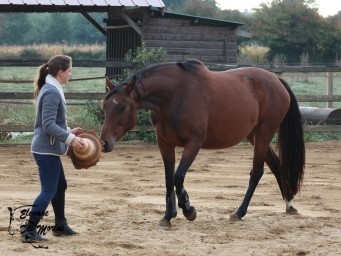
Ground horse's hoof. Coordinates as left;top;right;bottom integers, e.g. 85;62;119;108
159;218;172;228
183;206;197;221
229;211;242;221
286;206;299;215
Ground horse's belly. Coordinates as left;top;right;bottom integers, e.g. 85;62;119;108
202;106;258;149
202;125;253;149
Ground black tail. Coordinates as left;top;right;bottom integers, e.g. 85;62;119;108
278;78;305;198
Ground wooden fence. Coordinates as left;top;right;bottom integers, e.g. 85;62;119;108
1;61;340;132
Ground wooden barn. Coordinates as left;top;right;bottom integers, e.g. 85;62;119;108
0;0;247;76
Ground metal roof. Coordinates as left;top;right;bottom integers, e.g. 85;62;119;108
156;11;244;27
0;0;165;8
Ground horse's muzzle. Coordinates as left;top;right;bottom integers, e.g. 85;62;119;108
101;139;114;153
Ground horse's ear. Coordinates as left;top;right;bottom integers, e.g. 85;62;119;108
105;75;115;91
124;76;136;93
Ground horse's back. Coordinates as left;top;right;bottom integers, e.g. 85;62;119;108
212;67;290;111
200;67;290;148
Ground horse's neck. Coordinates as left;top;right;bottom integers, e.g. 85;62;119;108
137;78;173;113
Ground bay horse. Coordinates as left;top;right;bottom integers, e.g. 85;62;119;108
100;59;305;227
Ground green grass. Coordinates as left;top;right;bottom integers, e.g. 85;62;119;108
0;66;107;93
281;73;341;108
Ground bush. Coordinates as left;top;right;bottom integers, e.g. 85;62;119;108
84;100;104;125
238;44;269;65
0;43;106;60
136;110;156;143
124;42;166;72
20;48;44;58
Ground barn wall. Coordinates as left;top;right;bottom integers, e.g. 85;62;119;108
105;10;240;76
142;17;238;64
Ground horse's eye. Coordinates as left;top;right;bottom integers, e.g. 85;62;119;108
118;104;126;112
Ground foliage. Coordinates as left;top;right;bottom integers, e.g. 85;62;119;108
162;0;184;10
181;0;220;17
300;52;310;66
238;44;269;65
0;133;33;144
83;100;104;125
0;104;35;125
20;48;44;58
135;110;156;143
0;13;106;45
273;54;287;67
124;42;166;73
0;13;31;44
304;132;341;142
44;13;71;44
250;0;341;64
1;1;341;65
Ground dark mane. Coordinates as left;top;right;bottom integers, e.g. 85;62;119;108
104;82;126;101
176;59;203;72
134;59;204;82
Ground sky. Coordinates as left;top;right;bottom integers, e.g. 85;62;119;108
215;0;340;17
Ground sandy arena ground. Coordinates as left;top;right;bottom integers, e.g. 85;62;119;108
0;140;340;256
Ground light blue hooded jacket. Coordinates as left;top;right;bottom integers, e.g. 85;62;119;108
31;75;75;155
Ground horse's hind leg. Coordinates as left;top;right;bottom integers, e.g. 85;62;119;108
230;130;274;221
235;133;298;219
264;147;298;214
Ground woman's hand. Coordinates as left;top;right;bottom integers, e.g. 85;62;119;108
71;136;85;150
71;127;83;136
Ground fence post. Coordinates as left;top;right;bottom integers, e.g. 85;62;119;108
326;72;333;108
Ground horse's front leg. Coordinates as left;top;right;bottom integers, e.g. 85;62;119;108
157;138;177;227
174;141;201;222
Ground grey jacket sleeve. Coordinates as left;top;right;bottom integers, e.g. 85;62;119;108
41;90;75;144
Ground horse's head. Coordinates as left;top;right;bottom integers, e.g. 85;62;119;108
100;76;138;152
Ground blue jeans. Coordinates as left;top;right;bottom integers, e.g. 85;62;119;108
31;153;67;223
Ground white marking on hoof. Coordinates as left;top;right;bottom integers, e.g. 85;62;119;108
285;199;294;211
285;199;299;214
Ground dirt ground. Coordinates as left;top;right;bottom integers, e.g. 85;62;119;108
0;140;340;256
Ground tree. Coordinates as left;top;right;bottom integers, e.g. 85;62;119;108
0;13;31;44
25;13;50;44
43;13;71;43
250;0;336;64
181;0;219;17
162;0;184;10
70;13;106;44
315;17;341;63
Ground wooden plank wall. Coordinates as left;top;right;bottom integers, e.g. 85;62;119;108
143;17;237;64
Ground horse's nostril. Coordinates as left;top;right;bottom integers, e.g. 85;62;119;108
101;140;108;152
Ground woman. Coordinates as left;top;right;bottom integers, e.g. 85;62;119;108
21;55;85;242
